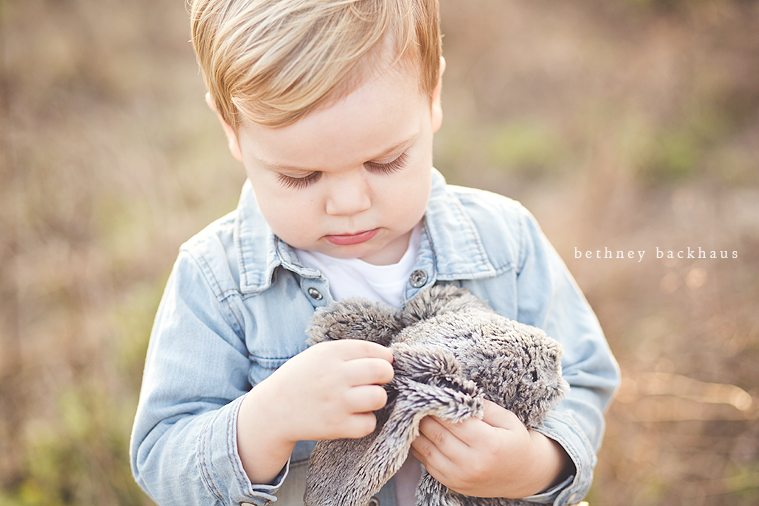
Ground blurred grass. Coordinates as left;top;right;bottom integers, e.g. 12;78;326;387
2;0;759;505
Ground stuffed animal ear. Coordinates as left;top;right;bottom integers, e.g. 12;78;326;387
305;297;403;347
400;285;494;327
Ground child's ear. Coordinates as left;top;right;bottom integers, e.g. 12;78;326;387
431;57;445;133
205;93;243;162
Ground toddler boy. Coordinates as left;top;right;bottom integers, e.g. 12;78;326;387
130;1;619;505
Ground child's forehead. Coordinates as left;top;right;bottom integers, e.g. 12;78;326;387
323;53;424;109
237;62;428;168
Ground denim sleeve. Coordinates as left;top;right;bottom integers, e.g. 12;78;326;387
515;210;620;505
129;251;285;506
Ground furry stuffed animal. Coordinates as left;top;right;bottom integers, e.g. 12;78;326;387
303;285;568;506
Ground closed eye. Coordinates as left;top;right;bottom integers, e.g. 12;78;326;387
275;151;408;189
276;171;322;190
364;152;409;175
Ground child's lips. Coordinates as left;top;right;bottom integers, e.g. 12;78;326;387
324;228;380;246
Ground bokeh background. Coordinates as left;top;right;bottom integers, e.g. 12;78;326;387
1;0;758;504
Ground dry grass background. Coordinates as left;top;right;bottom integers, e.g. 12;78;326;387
1;0;758;505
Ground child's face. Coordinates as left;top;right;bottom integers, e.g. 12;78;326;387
223;63;443;265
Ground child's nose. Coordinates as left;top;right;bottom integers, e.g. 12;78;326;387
324;172;371;216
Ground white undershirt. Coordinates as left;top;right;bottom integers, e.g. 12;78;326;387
294;223;424;505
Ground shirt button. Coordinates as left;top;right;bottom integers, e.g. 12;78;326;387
368;497;380;506
307;287;323;300
409;270;428;288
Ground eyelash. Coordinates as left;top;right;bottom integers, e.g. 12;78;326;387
364;152;409;175
276;152;409;190
276;171;322;190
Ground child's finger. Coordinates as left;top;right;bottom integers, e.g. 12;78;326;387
417;415;470;457
339;412;379;439
343;357;394;385
410;433;457;482
410;433;439;465
480;399;522;430
430;401;521;449
419;412;487;446
324;339;394;362
344;384;388;413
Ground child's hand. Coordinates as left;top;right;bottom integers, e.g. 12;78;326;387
265;339;394;440
410;400;573;498
237;339;394;483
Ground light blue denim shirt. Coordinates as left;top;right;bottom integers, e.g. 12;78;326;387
130;169;619;506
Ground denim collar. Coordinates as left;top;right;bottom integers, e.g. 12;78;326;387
234;169;496;294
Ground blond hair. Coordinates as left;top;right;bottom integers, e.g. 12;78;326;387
191;0;441;129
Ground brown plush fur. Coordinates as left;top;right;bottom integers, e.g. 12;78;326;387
303;285;568;506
